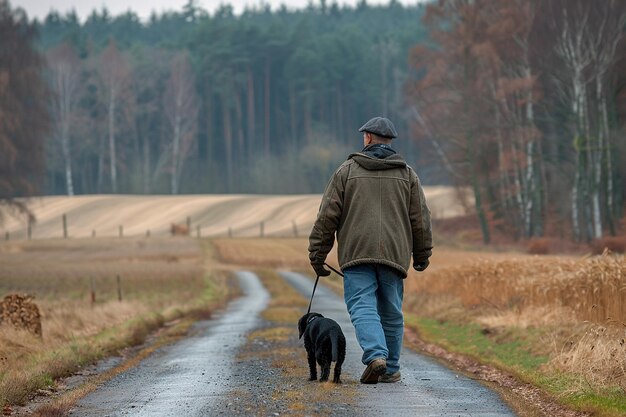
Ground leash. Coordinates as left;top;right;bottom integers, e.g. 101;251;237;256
306;263;344;314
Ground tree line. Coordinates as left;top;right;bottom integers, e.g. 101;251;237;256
33;0;429;196
409;0;626;242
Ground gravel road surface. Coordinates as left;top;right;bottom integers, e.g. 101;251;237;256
71;270;516;416
71;271;269;416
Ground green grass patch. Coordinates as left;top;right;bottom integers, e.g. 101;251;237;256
405;314;626;417
406;315;547;374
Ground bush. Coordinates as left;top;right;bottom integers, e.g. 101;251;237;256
590;236;626;255
527;238;551;255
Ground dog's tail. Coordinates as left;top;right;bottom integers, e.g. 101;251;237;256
331;329;339;363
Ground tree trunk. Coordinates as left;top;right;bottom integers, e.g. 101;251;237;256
61;125;74;196
601;87;616;235
234;90;245;190
264;56;271;157
143;130;151;194
171;112;181;195
304;81;312;142
108;89;118;193
289;81;297;148
472;169;491;244
247;67;255;160
223;98;233;192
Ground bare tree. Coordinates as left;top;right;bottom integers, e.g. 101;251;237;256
98;39;130;193
163;52;198;194
47;42;80;196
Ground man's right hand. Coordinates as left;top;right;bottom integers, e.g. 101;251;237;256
311;262;331;277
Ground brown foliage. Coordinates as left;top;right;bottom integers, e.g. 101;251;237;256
527;238;551;255
590;236;626;255
170;223;189;236
0;294;42;337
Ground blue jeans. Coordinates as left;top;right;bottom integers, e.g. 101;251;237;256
343;264;404;374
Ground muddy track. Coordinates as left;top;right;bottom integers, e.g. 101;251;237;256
70;271;516;416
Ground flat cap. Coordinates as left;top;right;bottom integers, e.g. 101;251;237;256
358;117;398;139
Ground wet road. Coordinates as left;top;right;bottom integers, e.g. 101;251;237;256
72;271;269;416
72;270;515;416
280;271;516;417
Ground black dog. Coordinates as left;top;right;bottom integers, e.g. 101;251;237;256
298;312;346;383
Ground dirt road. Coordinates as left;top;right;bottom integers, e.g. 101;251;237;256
71;271;515;416
72;272;269;416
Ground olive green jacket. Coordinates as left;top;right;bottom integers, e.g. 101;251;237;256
308;151;433;278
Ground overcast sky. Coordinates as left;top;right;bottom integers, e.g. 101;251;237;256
13;0;425;22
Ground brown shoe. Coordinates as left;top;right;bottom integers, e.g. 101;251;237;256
379;371;401;383
360;358;386;384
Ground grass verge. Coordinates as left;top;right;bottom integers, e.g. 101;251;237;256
404;314;626;417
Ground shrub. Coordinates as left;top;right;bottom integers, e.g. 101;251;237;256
590;236;626;255
527;238;551;255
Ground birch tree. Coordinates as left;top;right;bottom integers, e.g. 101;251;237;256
98;40;130;194
47;42;80;196
484;0;543;238
549;0;626;240
163;52;198;194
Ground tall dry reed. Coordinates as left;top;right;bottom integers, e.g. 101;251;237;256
407;253;625;326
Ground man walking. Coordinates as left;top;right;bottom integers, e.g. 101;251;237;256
308;116;432;384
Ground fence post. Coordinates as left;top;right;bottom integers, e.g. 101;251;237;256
27;218;32;240
90;277;96;305
260;221;265;238
92;230;96;238
63;214;68;239
5;231;9;241
119;225;123;238
146;229;151;238
117;275;122;302
292;220;298;237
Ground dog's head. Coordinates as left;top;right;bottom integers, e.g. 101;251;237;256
298;312;323;339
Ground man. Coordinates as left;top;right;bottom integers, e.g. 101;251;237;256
308;116;432;384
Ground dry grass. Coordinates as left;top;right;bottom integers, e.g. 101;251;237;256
212;238;314;269
550;324;626;392
0;237;229;407
406;253;625;326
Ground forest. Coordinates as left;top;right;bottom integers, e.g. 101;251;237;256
12;0;430;197
1;0;626;242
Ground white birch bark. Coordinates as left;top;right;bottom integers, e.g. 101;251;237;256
47;44;80;196
108;88;117;193
164;53;199;195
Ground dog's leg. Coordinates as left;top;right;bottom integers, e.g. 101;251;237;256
333;363;342;384
307;350;317;381
334;336;346;383
319;360;330;382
